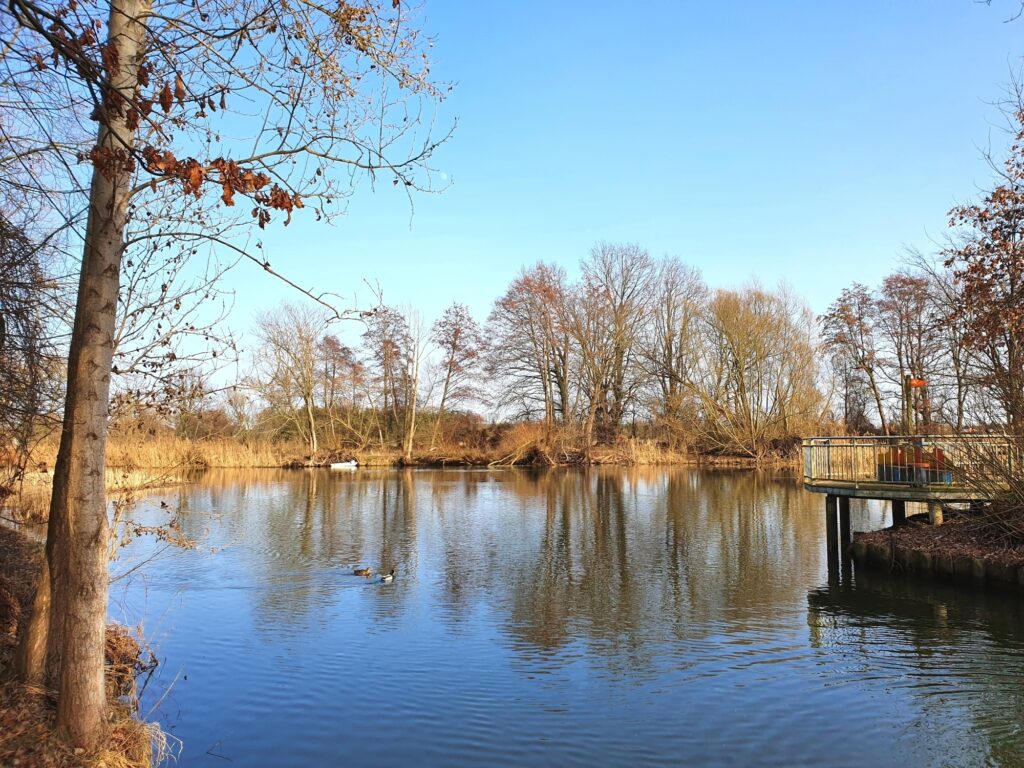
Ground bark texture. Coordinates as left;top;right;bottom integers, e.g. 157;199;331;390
16;0;150;749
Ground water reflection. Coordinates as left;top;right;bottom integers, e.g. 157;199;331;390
809;569;1024;767
115;468;1024;768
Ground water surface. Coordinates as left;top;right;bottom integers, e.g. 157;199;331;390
114;468;1024;767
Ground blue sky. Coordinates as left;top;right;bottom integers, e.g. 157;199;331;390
226;0;1023;344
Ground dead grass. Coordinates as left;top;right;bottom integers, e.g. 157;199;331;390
11;430;801;482
3;468;184;525
0;681;166;768
28;435;296;472
106;436;292;469
589;438;696;466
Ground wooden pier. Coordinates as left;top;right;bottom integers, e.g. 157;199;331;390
803;436;1014;557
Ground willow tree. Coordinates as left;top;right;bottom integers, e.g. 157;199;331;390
4;0;446;749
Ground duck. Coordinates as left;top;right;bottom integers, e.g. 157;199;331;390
380;569;395;584
353;567;373;577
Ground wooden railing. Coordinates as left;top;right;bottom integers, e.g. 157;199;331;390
802;436;1018;489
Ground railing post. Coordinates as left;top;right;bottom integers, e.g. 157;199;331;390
853;437;859;489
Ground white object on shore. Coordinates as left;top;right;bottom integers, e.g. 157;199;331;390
329;460;358;469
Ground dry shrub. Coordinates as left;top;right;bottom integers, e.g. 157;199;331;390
590;438;686;466
489;422;551;465
946;437;1024;546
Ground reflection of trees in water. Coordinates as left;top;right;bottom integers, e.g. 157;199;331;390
159;468;823;653
432;471;496;623
808;573;1024;765
496;469;825;670
159;469;420;629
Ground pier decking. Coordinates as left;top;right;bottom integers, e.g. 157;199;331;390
802;436;1014;564
802;436;1013;502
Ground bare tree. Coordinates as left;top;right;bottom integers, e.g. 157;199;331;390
944;104;1024;431
576;243;655;439
362;305;423;459
429;302;485;451
254;302;331;456
638;257;706;447
875;272;943;430
487;264;572;441
400;308;425;461
319;335;371;449
821;284;890;434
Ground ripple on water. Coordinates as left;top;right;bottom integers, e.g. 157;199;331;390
116;469;1024;768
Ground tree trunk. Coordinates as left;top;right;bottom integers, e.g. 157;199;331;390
403;356;420;462
304;393;318;456
865;367;888;435
429;360;454;451
15;0;150;749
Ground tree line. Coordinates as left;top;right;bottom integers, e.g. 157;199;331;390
149;243;821;463
114;104;1024;459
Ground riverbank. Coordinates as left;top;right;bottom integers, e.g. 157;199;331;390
852;516;1024;593
0;526;163;768
19;434;800;474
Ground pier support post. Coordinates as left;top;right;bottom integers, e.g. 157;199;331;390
825;494;839;571
892;500;906;527
928;501;943;526
838;496;851;554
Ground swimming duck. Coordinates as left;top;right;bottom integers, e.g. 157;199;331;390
380;569;395;584
353;567;373;577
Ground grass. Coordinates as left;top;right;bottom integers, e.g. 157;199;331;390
10;430;801;489
27;435;298;472
107;436;294;469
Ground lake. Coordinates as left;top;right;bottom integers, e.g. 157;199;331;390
113;468;1024;767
